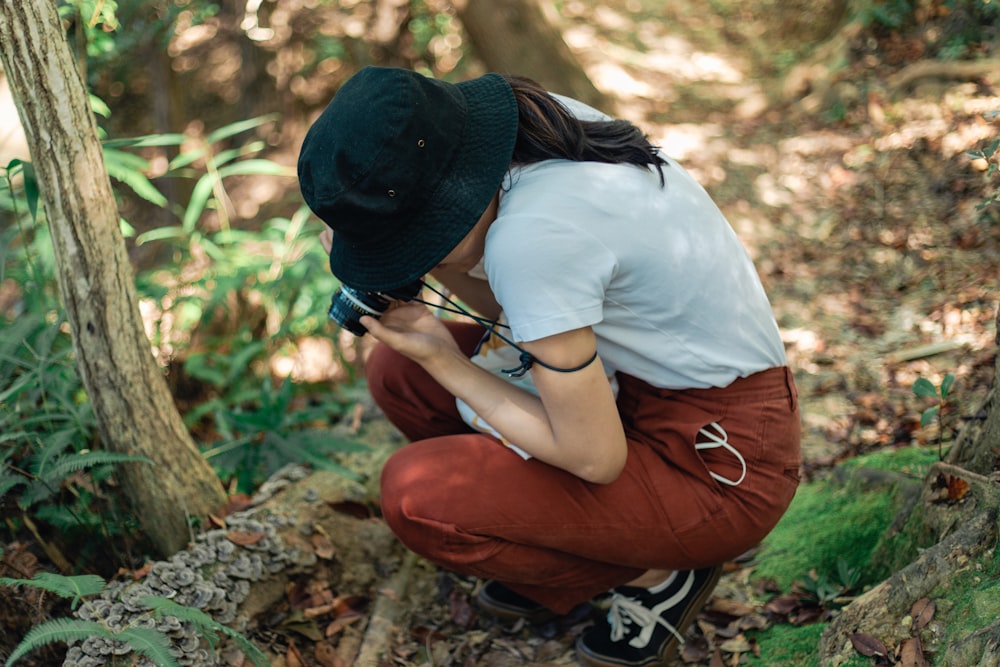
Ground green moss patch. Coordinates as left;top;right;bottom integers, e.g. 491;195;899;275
744;623;825;667
934;546;1000;663
737;447;942;665
752;446;938;590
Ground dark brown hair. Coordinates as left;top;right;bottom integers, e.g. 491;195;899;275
501;74;666;184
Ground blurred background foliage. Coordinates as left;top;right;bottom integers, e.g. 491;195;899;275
2;0;1000;578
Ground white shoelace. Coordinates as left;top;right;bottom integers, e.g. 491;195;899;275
695;421;747;487
607;571;694;649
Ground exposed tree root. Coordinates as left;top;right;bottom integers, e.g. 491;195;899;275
943;618;1000;667
885;58;1000;97
775;20;863;111
818;508;998;666
354;551;419;667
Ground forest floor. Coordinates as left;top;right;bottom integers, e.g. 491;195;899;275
275;3;1000;667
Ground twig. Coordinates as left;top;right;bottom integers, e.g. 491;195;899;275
884;340;965;365
354;551;418;667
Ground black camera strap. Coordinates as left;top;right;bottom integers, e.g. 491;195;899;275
415;282;600;378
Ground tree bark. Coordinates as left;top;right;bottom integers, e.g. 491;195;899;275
0;0;226;557
453;0;613;112
947;309;1000;476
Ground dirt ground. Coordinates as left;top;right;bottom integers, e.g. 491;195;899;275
280;5;1000;666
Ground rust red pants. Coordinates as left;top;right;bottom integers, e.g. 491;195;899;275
371;322;801;613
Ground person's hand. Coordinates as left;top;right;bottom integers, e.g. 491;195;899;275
319;227;333;253
360;303;460;366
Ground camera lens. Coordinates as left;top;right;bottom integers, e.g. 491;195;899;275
327;280;424;336
328;286;391;336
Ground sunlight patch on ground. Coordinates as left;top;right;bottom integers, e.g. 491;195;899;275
589;62;656;98
651;123;724;160
270;335;348;383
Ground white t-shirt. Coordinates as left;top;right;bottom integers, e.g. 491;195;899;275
480;98;785;391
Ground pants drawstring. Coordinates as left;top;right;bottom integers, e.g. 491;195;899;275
695;422;746;487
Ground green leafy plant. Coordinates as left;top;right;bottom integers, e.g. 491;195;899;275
854;0;914;29
0;573;268;667
104;118;362;491
128;114;293;242
58;0;220;91
0;312;152;569
913;372;956;458
201;376;368;494
967;126;1000;214
797;557;862;608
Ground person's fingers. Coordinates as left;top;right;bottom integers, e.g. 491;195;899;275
359;315;391;342
319;228;333;253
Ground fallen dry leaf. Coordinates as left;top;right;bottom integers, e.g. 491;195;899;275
118;561;152;581
314;640;344;667
449;589;476;628
910;597;935;632
312;533;336;560
325;612;363;638
680;634;710;663
411;625;448;645
719;635;752;653
709;598;758;617
327;500;376;519
224;493;255;516
850;632;889;658
737;613;769;631
947;475;969;501
898;636;930;667
286;641;304;667
226;530;265;546
763;593;800;616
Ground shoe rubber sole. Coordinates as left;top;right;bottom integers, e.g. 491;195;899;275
476;582;558;625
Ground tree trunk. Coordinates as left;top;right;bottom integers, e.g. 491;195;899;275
453;0;614;113
0;0;226;557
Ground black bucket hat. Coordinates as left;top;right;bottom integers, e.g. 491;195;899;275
297;66;519;292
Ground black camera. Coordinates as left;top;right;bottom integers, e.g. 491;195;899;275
328;280;423;336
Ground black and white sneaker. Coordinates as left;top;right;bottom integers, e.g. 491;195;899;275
476;580;557;624
576;566;722;667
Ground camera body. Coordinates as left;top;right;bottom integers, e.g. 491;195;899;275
328;280;423;336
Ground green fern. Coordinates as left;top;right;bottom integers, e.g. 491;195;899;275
3;618;181;667
0;574;270;667
4;618;110;667
37;450;152;483
113;627;180;667
143;597;270;667
0;573;106;608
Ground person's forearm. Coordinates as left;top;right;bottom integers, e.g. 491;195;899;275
420;349;624;483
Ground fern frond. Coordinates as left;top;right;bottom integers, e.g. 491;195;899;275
34;503;96;530
116;627;180;667
38;450;153;484
29;431;75;475
142;596;220;646
0;572;106;607
0;469;27;502
16;479;57;510
142;596;270;667
4;618;108;667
